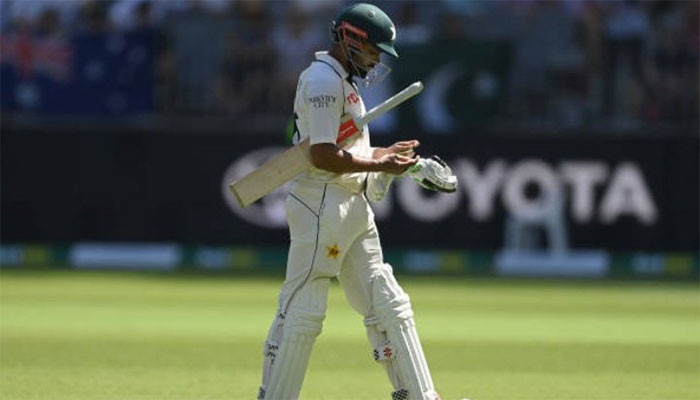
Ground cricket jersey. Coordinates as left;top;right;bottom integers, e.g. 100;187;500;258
292;51;374;194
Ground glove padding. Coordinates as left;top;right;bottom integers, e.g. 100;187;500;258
407;155;458;193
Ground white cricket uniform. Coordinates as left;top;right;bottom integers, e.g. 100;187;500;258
279;50;383;325
259;51;438;400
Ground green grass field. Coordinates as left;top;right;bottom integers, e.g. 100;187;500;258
0;270;698;400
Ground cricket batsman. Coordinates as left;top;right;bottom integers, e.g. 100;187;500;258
258;3;457;399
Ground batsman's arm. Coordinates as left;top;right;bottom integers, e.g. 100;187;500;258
310;143;418;175
229;82;424;208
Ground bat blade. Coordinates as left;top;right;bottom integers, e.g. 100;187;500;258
229;140;311;207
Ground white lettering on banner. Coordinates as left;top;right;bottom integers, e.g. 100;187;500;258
455;159;505;221
560;162;608;222
599;162;657;225
502;159;562;221
397;178;460;221
221;149;659;228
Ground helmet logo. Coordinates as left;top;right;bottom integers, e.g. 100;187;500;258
368;10;376;17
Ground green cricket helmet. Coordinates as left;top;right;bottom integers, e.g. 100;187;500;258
332;3;398;58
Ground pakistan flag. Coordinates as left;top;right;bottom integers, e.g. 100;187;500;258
392;40;512;132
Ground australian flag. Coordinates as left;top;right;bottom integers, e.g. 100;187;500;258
1;29;154;115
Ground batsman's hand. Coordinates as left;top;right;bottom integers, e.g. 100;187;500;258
387;140;420;157
377;152;419;175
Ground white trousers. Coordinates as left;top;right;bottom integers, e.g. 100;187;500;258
281;181;385;316
259;181;436;400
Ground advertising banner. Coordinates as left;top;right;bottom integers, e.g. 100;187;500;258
1;128;698;251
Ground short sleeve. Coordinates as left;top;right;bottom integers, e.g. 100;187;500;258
303;76;343;145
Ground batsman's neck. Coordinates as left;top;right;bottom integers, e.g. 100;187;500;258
329;44;351;76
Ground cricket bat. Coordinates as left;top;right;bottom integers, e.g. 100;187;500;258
229;81;424;207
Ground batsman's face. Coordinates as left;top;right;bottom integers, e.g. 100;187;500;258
344;38;391;87
357;42;381;72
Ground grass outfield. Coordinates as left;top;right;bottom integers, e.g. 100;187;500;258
0;270;698;400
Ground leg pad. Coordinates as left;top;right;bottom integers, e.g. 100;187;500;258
368;265;437;400
263;313;323;400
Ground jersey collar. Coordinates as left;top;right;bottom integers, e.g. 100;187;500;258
315;51;349;80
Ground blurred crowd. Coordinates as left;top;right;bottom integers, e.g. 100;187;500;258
1;0;698;133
